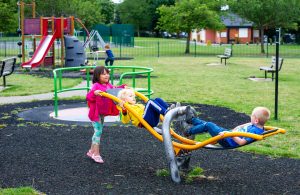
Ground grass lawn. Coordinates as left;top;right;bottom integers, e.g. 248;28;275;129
0;56;299;159
0;73;82;97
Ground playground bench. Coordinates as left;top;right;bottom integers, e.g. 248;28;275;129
259;56;284;81
217;48;232;65
0;57;17;87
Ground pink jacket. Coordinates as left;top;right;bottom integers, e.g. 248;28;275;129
86;82;126;121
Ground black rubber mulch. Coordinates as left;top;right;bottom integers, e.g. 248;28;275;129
0;100;299;194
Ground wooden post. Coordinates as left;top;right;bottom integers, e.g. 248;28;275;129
32;0;36;18
61;16;64;67
21;1;25;63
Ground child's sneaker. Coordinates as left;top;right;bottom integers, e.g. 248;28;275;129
185;106;195;124
165;104;176;114
86;150;93;158
153;127;162;134
92;154;104;163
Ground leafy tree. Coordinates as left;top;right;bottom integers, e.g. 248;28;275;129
230;0;300;53
71;0;105;30
34;0;74;16
97;0;115;24
32;0;106;30
117;0;151;36
157;0;225;53
0;0;18;33
147;0;175;36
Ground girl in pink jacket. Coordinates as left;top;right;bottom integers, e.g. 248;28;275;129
86;66;126;163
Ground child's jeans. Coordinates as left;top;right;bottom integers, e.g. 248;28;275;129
188;118;231;147
143;98;169;127
105;58;114;66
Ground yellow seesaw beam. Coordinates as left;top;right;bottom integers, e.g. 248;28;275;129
99;91;286;153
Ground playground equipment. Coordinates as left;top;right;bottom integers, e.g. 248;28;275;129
51;65;286;184
84;30;107;65
96;91;286;183
83;30;106;51
53;65;153;117
18;0;87;68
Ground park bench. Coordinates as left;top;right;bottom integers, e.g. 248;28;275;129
217;48;232;65
0;57;17;87
259;56;284;81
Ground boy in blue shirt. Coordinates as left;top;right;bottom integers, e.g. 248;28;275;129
184;106;271;148
104;44;114;66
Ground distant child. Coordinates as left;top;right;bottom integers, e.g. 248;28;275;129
184;106;271;148
117;88;177;128
86;66;126;163
104;44;114;66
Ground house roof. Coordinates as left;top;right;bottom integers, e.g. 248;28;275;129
222;13;253;27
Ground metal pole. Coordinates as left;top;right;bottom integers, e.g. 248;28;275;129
275;28;280;120
194;40;196;57
266;36;269;58
157;41;160;58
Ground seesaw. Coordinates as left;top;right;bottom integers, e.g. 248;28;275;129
99;90;286;183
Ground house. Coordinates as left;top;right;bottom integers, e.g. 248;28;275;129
191;13;260;44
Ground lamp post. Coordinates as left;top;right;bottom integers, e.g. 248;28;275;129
274;28;280;120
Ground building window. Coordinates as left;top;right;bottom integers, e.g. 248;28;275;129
239;28;248;38
220;32;227;38
253;30;259;38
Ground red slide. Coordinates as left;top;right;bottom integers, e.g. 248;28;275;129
22;32;57;68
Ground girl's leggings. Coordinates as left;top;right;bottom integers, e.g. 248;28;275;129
91;116;104;145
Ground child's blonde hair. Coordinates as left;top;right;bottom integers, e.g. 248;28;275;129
105;44;110;49
117;88;135;101
252;107;271;125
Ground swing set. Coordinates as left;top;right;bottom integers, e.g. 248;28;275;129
99;90;286;183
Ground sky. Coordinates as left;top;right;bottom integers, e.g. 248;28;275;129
112;0;123;3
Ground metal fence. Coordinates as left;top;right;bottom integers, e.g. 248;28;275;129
1;35;300;59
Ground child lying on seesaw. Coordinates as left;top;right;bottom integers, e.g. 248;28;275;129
183;106;271;148
117;88;179;128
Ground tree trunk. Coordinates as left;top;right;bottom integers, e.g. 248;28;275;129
260;27;265;53
137;26;140;37
185;31;191;54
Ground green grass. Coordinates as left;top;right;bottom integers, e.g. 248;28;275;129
0;187;44;195
0;74;81;96
1;56;299;159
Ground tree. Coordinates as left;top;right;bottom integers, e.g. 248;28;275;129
97;0;115;24
33;0;105;30
0;0;18;33
230;0;300;53
117;0;151;36
147;0;175;36
157;0;225;53
34;0;74;16
70;0;105;30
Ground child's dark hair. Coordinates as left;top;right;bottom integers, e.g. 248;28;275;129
92;66;110;84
